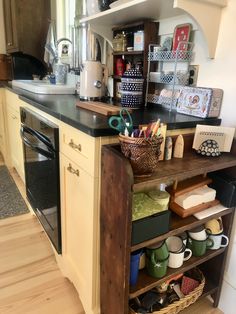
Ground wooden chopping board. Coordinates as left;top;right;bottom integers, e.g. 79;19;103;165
76;101;132;116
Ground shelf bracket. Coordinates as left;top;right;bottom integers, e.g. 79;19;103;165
174;0;228;58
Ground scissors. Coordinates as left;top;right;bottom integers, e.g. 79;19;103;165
108;108;133;135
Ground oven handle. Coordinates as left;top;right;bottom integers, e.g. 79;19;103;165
22;125;55;151
20;127;55;160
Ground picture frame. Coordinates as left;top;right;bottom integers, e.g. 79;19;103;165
172;23;192;51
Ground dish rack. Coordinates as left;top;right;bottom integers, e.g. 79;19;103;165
145;42;193;112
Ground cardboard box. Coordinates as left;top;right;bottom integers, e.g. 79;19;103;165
177;86;223;118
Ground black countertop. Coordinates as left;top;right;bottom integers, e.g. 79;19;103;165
2;84;221;137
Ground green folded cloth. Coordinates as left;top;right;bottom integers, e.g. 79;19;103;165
132;192;168;221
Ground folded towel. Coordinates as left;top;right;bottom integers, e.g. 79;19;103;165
44;21;57;66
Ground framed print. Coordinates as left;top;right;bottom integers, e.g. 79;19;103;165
172;23;192;51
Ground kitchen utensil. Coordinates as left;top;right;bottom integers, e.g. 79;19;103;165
205;217;223;235
79;60;108;101
108;108;133;134
187;236;214;257
166;236;184;253
208;233;229;250
168;245;192;268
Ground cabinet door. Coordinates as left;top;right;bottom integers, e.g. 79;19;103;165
3;0;18;52
0;90;6;157
6;106;25;181
60;153;99;314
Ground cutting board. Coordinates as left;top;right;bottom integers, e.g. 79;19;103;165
76;101;132;116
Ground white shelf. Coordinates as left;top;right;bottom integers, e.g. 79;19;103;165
80;0;228;58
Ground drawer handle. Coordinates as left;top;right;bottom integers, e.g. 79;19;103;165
11;115;17;119
69;139;82;152
67;163;80;177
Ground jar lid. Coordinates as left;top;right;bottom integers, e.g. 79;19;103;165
122;68;143;79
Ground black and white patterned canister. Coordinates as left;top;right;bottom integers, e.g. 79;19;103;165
121;69;144;108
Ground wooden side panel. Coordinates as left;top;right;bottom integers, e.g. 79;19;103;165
100;146;133;314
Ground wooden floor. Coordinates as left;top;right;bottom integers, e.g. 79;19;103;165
0;153;223;314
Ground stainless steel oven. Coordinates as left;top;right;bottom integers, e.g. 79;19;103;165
20;107;61;253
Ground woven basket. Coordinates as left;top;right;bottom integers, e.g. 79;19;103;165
130;268;205;314
119;134;163;177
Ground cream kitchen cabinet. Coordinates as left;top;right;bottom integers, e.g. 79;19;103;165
4;89;24;181
59;153;100;314
0;89;6;159
58;121;117;314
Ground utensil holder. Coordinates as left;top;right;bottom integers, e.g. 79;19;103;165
119;134;163;176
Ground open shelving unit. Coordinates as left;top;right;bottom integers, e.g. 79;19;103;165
100;136;236;314
80;0;228;58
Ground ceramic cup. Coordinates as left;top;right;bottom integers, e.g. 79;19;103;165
187;235;214;257
188;225;207;241
166;236;184;253
130;249;142;286
146;241;169;261
178;231;188;246
205;217;223;235
208;233;229;250
145;254;169;278
168;245;192;268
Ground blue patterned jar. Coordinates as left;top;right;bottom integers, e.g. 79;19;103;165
121;68;144;108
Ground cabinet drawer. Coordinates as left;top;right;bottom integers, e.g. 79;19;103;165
60;122;99;176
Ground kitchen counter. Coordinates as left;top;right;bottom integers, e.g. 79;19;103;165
3;84;221;137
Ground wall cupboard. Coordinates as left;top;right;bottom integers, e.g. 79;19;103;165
2;0;51;63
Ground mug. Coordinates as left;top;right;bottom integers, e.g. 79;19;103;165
187;235;214;257
166;236;184;253
146;241;169;261
208;233;229;250
130;250;142;286
205;217;223;235
188;225;207;241
178;231;188;246
145;254;169;278
168;246;192;268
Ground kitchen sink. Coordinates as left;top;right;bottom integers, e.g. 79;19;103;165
12;80;76;94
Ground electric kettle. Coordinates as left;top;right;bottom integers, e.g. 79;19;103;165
79;60;107;101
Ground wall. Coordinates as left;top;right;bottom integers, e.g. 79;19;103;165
0;0;6;53
159;1;236;313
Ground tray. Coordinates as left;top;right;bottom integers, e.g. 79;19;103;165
169;199;220;218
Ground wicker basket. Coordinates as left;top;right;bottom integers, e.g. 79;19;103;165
119;134;163;177
130;268;205;314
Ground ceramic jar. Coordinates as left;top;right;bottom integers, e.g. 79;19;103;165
120;68;144;108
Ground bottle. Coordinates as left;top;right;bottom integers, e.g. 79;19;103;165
116;58;125;76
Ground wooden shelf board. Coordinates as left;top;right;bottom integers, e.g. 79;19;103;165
113;51;144;56
133;152;236;193
129;247;225;299
131;208;233;252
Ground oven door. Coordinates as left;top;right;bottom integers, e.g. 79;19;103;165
20;122;61;253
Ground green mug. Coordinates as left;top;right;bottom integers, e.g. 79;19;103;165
187;236;214;257
146;241;169;261
145;254;169;278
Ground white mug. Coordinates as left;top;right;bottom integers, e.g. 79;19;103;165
168;247;192;268
188;228;207;241
166;236;184;253
208;233;229;250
